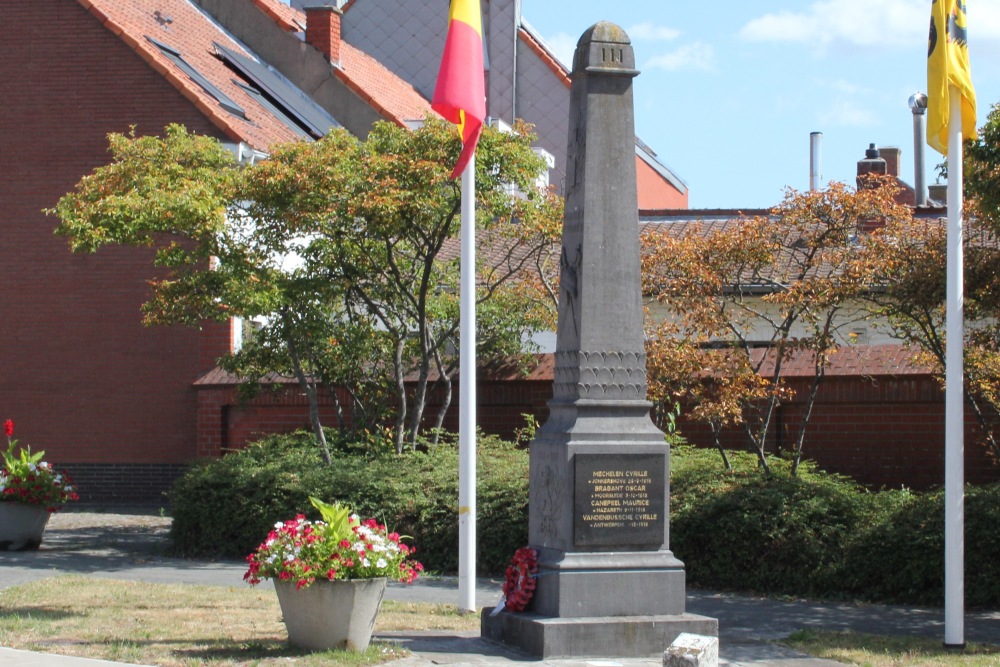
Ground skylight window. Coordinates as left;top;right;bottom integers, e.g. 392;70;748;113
233;81;311;139
146;36;246;119
213;43;338;139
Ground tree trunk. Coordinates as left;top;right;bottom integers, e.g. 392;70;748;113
429;348;453;447
393;337;408;455
287;336;332;465
710;420;733;471
791;366;825;477
406;331;434;449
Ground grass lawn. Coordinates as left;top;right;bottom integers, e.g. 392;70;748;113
783;629;1000;667
0;575;480;666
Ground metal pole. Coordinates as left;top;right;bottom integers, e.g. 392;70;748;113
909;93;928;206
944;85;965;648
809;132;822;191
458;154;478;613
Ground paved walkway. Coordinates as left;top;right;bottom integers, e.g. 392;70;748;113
0;510;997;667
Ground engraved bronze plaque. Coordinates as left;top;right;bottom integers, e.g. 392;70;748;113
574;453;665;546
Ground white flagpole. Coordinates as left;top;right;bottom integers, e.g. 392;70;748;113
458;153;477;613
944;85;965;648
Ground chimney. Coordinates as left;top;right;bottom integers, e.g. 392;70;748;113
857;144;889;232
929;183;948;205
856;143;887;189
879;146;902;177
305;4;342;65
809;132;822;191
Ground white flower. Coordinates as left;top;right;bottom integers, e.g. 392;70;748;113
376;558;387;569
27;463;36;472
362;558;371;567
372;544;386;553
354;543;366;553
274;522;284;530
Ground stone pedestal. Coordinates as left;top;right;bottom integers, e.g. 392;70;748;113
481;21;716;659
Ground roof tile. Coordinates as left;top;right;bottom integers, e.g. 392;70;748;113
81;0;308;150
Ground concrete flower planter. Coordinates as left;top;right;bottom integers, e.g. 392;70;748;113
274;577;387;651
0;503;50;551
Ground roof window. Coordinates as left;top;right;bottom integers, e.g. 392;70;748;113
214;43;337;139
146;36;246;119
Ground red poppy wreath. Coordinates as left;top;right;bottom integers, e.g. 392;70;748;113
501;546;538;612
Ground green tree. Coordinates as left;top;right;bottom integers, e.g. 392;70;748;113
51;120;561;456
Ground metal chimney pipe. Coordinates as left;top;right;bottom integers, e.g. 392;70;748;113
909;92;928;206
809;132;822;191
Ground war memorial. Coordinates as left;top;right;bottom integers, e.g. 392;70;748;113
481;22;718;658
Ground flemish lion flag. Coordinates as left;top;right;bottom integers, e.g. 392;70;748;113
432;0;486;178
927;0;977;155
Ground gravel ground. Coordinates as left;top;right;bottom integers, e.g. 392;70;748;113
48;510;172;531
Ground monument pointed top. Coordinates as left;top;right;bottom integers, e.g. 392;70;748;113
574;21;638;76
578;21;631;47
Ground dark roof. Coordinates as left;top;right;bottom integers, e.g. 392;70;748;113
79;0;317;150
214;42;338;139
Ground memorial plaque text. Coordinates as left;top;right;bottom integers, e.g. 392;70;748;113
574;453;665;546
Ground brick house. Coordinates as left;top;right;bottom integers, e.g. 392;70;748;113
3;0;688;503
1;0;432;503
320;0;688;206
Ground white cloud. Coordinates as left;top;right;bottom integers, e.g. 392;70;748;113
740;0;926;50
818;98;879;128
645;42;716;72
626;23;681;42
971;2;1000;41
544;32;578;69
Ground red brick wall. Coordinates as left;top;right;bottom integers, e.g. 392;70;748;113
197;384;355;456
196;370;1000;491
0;1;228;465
676;374;1000;490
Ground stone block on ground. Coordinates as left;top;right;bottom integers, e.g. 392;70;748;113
663;633;719;667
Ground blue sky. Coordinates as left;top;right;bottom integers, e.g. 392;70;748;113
521;0;1000;209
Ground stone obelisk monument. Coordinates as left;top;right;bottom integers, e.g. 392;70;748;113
482;22;717;658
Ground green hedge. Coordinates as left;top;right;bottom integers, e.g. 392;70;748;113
170;434;1000;606
169;431;527;575
669;446;1000;607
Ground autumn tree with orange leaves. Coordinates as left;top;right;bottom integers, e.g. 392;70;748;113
862;103;1000;461
643;178;910;475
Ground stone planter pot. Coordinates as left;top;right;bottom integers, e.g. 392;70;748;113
274;577;387;651
0;503;51;551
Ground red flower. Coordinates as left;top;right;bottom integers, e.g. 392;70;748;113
4;420;13;437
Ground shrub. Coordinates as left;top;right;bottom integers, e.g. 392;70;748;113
670;445;1000;607
839;484;1000;607
171;433;1000;605
169;430;527;575
670;446;872;597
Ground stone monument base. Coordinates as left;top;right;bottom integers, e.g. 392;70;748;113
481;610;718;658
